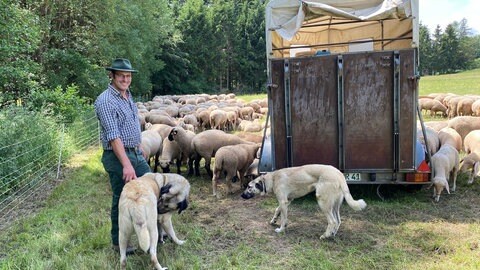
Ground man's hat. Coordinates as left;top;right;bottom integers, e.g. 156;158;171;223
105;58;138;73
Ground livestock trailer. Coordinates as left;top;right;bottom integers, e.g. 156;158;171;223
259;0;431;186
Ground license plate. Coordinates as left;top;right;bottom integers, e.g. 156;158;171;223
345;173;362;181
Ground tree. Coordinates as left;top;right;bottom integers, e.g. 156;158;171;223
0;1;42;107
419;24;433;75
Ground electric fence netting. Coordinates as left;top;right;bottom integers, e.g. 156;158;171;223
0;110;100;228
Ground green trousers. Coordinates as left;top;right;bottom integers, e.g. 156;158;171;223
101;149;151;245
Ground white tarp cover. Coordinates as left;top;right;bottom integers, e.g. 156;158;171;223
266;0;418;57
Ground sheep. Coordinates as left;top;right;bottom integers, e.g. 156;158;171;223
183;114;198;132
197;110;211;131
463;130;480;154
430;144;459;202
456;97;475;116
209;109;228;130
244;158;260;182
212;143;260;196
158;137;183;173
447;116;480;141
167;126;197;176
236;132;264;144
446;96;463;118
140;130;163;172
145;123;173;141
225;111;239;131
430;101;448;118
239;106;254;120
472;99;480;116
459;152;480;184
417;126;440;156
438;127;462;151
424;120;448;132
146;114;177;127
190;129;253;177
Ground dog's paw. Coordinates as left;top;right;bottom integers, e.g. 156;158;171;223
274;227;284;233
175;239;186;245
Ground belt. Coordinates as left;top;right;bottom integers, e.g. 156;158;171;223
104;147;139;152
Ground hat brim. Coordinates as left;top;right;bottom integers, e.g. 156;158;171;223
106;67;138;73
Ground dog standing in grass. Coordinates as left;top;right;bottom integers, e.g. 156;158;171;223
241;164;366;239
118;173;190;270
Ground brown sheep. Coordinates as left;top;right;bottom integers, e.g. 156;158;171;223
191;130;253;177
447;116;480;141
212;143;260;196
209;109;228;130
456;97;475;116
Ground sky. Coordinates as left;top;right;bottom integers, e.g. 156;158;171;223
419;0;480;35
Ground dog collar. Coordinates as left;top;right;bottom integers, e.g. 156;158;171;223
261;180;267;194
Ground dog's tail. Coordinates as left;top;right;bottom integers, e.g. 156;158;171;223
340;179;367;211
130;205;151;252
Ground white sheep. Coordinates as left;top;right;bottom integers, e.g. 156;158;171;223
191;129;253;177
417;126;440;156
159;137;183;173
437;127;462;151
463;130;480;154
430;144;459;202
212;143;260;196
459;152;480;184
140;130;163;172
167;126;196;176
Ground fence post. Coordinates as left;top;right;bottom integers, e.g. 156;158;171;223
56;123;65;179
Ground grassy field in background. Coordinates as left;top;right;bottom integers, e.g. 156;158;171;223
419;68;480;96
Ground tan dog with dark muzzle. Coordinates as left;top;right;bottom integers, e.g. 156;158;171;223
118;173;190;270
242;164;366;239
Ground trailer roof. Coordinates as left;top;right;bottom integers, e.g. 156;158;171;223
266;0;419;57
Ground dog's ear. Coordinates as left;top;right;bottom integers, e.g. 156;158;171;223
177;199;188;214
255;182;264;192
160;184;172;195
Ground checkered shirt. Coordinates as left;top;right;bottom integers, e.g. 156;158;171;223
94;85;141;150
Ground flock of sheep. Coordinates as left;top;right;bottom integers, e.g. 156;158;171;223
419;93;480;118
134;92;480;201
135;93;268;197
421;123;480;201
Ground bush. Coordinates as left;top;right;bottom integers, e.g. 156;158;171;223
26;85;91;123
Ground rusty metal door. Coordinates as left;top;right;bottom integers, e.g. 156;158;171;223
269;49;417;173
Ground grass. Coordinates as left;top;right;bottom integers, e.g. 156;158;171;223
0;148;479;270
419;68;480;96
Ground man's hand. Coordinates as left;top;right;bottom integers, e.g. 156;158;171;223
123;163;137;183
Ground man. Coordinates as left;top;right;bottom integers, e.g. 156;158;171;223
94;58;151;253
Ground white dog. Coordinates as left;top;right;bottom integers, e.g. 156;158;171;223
118;173;190;270
242;164;367;239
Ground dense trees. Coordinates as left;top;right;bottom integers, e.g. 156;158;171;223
419;19;480;75
1;0;267;108
2;0;479;110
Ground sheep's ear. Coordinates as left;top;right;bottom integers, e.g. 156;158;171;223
474;162;480;176
160;184;172;195
444;179;450;194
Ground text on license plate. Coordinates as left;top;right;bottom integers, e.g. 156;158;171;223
345;173;362;181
